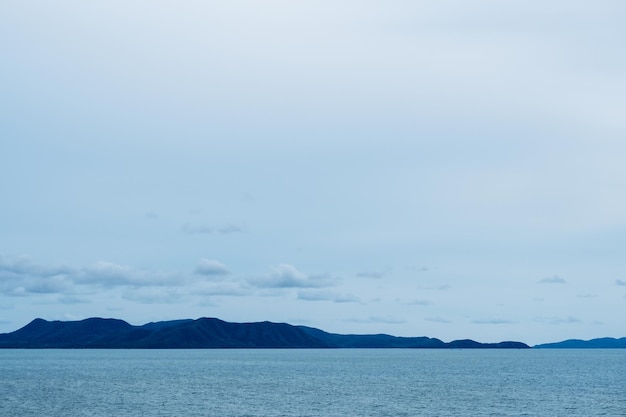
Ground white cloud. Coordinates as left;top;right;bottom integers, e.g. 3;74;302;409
0;255;187;296
356;271;384;279
79;261;182;287
538;275;567;284
194;259;230;277
0;255;74;296
249;264;334;288
0;255;74;278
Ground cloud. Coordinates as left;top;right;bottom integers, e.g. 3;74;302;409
552;316;581;325
181;223;214;235
296;290;334;301
616;279;626;286
356;271;383;279
249;264;334;288
0;255;243;300
333;294;360;303
21;276;71;294
425;317;452;324
0;255;74;296
538;275;567;284
121;287;184;304
576;294;597;299
472;318;517;324
79;261;182;287
297;289;359;303
0;255;74;278
0;254;209;297
182;223;246;235
58;296;89;304
194;283;251;297
418;284;451;291
1;275;72;296
346;316;406;324
217;224;246;234
356;267;393;279
194;259;230;276
403;299;431;306
535;316;581;325
0;255;186;295
405;266;430;272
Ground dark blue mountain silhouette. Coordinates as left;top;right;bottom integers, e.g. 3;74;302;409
0;317;530;349
534;337;626;349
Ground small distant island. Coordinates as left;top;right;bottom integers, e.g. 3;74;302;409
534;337;626;349
0;317;530;349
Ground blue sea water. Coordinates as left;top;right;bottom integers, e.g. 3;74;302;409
1;349;625;416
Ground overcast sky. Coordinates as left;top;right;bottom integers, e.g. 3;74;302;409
1;1;625;345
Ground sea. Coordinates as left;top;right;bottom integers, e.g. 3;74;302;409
1;349;625;416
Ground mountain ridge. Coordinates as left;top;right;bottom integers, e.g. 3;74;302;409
0;317;530;349
534;337;626;349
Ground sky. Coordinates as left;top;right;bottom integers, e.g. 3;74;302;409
1;1;625;346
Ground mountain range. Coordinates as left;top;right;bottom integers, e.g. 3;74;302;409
0;317;529;349
534;337;626;349
1;317;623;349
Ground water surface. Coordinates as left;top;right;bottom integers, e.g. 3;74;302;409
2;349;624;416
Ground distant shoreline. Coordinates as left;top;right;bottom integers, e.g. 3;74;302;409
1;316;624;349
0;317;531;349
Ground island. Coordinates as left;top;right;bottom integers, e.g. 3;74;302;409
534;337;626;349
0;317;530;349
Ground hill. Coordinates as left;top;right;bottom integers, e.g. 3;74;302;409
0;317;530;349
534;337;626;349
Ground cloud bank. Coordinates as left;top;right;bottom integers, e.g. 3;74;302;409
249;264;334;289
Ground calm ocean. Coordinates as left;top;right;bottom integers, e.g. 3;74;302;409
1;349;625;416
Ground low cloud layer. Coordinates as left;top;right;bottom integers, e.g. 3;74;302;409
194;259;230;277
535;316;582;325
297;289;359;303
346;316;406;325
249;264;334;289
0;256;74;296
79;261;183;288
0;255;337;306
0;255;206;297
425;317;452;324
472;318;518;325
